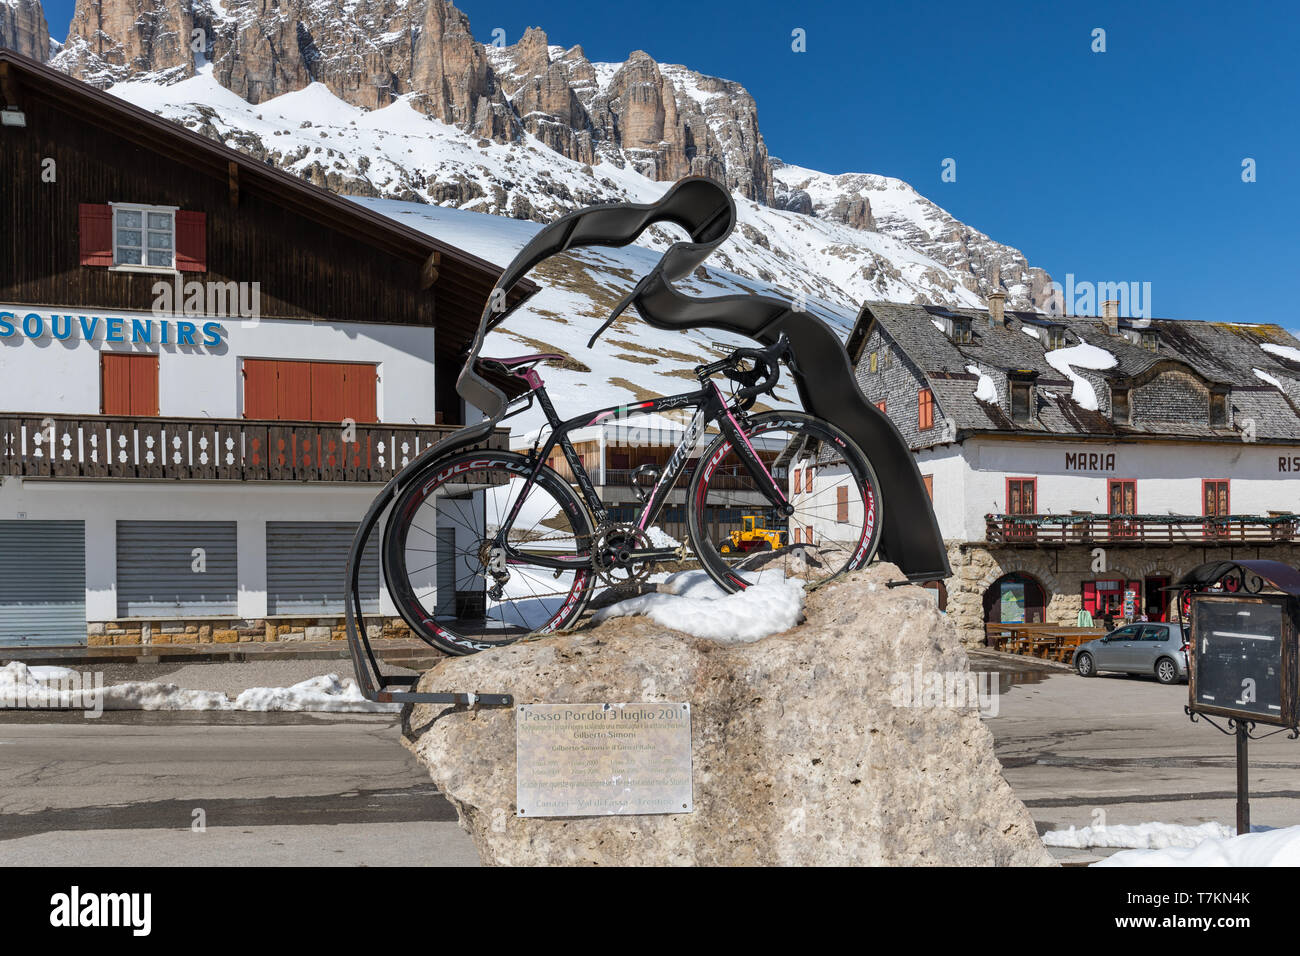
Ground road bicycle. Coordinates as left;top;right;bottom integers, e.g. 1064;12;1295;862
381;332;884;655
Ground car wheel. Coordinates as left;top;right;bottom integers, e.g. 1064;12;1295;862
1155;657;1179;685
1076;651;1096;677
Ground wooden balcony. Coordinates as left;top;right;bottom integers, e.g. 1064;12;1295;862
986;512;1300;547
0;413;508;482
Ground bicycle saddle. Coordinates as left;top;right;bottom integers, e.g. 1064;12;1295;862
475;352;565;371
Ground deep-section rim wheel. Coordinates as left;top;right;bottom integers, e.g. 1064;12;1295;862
382;450;594;655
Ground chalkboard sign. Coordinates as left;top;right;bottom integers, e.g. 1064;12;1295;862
1189;594;1296;726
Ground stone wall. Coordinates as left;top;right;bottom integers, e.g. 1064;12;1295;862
944;541;1300;641
86;616;417;647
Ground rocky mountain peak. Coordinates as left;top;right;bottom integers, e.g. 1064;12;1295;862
1;0;50;61
4;0;1055;311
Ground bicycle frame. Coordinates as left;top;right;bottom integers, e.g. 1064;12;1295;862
494;372;791;571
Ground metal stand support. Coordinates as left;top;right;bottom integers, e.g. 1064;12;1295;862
342;453;514;709
1186;705;1300;835
1236;720;1250;836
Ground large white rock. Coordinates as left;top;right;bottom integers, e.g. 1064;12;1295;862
403;563;1053;866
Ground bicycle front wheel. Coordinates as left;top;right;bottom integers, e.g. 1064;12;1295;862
382;450;595;655
687;411;882;593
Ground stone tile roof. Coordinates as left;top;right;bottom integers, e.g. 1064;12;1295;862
851;301;1300;445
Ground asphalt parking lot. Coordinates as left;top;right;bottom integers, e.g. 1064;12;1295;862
3;651;1292;866
983;651;1300;846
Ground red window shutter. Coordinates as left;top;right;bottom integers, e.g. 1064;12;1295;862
133;355;159;416
341;363;378;423
922;475;933;499
310;363;347;423
101;354;158;415
1082;582;1097;615
918;389;934;430
175;210;207;272
243;359;279;419
277;361;313;421
101;354;130;414
836;485;848;522
79;204;114;266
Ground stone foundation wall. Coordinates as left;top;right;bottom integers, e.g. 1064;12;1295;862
86;616;416;647
944;541;1300;643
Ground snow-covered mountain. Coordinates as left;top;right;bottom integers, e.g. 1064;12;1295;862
5;0;1066;430
19;0;1053;308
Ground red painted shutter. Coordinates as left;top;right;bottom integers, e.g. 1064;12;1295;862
101;354;130;414
277;361;313;421
341;363;378;423
101;354;158;415
837;485;848;522
309;363;346;422
132;355;159;416
79;204;114;266
1082;582;1097;615
175;210;207;272
243;359;279;419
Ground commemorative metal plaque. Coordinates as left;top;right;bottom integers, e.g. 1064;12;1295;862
515;702;693;817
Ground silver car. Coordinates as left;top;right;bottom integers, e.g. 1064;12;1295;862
1074;622;1189;684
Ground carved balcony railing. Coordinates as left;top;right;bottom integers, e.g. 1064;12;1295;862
986;512;1300;546
0;413;507;482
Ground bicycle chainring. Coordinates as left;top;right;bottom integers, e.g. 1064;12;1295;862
590;523;654;588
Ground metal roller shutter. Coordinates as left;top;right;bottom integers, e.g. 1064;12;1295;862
266;522;380;615
117;521;238;617
0;521;86;647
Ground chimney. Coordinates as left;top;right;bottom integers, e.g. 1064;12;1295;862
986;290;1006;327
1101;299;1120;333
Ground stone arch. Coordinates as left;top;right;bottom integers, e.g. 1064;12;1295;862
974;553;1061;595
983;570;1050;624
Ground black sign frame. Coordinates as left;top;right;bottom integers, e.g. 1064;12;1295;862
1188;592;1298;728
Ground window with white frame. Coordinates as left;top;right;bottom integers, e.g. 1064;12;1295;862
113;204;176;269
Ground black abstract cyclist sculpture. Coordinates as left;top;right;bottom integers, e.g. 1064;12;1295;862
345;176;949;702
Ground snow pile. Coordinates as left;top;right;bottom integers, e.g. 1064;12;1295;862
645;526;681;548
965;364;997;402
1254;368;1284;389
1044;339;1117;411
1095;824;1300;867
1261;342;1300;364
1043;821;1234;850
1021;326;1040;340
0;661;398;712
592;569;805;643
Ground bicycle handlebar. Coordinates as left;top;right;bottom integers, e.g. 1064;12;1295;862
695;333;791;407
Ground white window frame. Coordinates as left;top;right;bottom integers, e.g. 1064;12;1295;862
109;202;179;274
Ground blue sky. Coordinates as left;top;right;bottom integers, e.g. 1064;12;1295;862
42;0;1300;325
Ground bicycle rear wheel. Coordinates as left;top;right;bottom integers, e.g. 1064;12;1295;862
687;411;882;593
382;450;595;655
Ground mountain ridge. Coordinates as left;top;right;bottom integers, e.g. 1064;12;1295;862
3;0;1054;316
